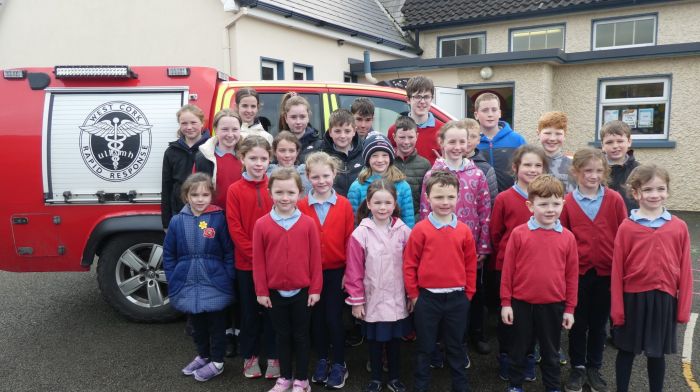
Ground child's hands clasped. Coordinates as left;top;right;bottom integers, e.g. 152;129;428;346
307;294;320;307
562;312;575;329
501;306;514;325
257;296;272;308
352;305;365;319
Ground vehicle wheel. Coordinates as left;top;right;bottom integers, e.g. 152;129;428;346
96;232;180;322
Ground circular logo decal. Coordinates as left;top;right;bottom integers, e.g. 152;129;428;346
79;101;153;182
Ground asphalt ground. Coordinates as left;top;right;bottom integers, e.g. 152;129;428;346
0;211;698;392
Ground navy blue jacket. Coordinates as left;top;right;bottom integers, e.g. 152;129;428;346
322;131;364;197
163;205;235;314
477;121;526;192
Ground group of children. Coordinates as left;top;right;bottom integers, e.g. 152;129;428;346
160;76;692;392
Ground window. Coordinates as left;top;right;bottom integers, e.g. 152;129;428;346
593;15;656;50
343;72;357;83
234;92;323;136
260;58;283;80
511;25;564;51
438;33;485;57
293;63;313;81
598;77;670;140
338;95;410;136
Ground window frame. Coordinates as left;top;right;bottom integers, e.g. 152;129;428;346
292;63;314;81
508;23;566;52
591;14;657;51
596;75;671;141
437;32;486;58
260;57;284;80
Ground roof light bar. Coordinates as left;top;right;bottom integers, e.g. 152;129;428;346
3;69;27;79
54;65;137;79
167;67;190;77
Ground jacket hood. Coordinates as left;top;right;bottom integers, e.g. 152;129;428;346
622;150;637;167
479;121;514;144
242;119;264;131
170;135;209;152
323;131;363;160
359;216;406;232
431;157;478;173
198;136;219;162
299;126;320;144
178;204;223;216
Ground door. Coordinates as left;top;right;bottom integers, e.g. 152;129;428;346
435;86;465;119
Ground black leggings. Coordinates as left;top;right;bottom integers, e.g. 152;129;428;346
369;339;401;381
615;349;665;392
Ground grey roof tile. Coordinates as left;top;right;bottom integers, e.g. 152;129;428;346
401;0;679;29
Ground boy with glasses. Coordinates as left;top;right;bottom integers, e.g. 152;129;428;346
388;76;445;165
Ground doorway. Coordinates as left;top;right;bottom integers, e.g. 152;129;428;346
463;84;515;127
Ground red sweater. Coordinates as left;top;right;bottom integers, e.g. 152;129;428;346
298;195;354;270
560;189;627;276
226;177;273;270
213;154;242;209
500;224;579;313
403;220;477;300
611;217;693;326
252;214;323;296
387;117;445;165
489;187;532;271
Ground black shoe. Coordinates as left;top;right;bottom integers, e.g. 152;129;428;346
586;367;609;392
345;332;364;347
225;334;237;358
473;339;491;355
564;366;585;392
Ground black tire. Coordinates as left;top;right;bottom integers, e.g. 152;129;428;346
96;232;180;323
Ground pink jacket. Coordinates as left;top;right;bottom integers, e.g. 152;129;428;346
420;158;491;255
344;217;411;323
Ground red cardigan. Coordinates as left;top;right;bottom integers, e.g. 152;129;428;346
611;217;693;326
252;214;323;296
388;117;445;165
500;224;579;313
489;187;532;271
226;177;273;271
403;220;477;300
560;188;627;276
298;195;354;270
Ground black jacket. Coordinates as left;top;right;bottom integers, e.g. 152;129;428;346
608;150;640;212
322;132;364;197
470;148;499;208
298;126;323;164
161;136;209;228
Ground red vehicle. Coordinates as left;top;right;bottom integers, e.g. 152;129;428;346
0;65;453;322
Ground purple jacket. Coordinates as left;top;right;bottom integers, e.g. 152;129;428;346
344;217;411;323
420;158;492;255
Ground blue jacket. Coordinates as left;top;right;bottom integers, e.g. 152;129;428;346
163;204;235;314
347;173;415;228
477;121;526;192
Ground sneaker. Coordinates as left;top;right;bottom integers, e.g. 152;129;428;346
464;351;471;369
193;362;223;382
269;377;293;392
345;329;364;347
225;334;237;358
533;345;542;363
292;379;311;392
312;358;330;384
266;359;281;379
524;354;537;382
559;349;568;366
364;380;383;392
497;353;510;381
182;355;209;376
429;345;444;369
586;367;610;392
386;379;406;392
564;366;585;392
243;356;262;378
506;387;523;392
326;363;349;389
